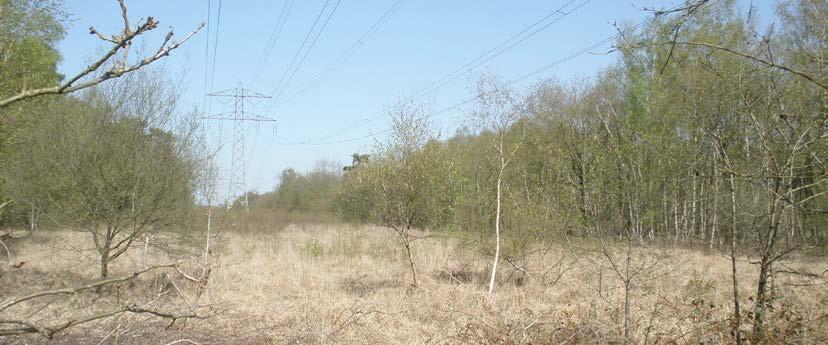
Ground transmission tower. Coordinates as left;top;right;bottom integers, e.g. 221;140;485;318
204;83;276;211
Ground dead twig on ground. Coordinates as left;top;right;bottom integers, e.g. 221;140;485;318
0;263;209;338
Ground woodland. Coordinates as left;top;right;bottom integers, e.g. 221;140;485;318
0;0;825;343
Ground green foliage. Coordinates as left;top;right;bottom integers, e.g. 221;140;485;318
298;237;324;258
0;66;203;278
0;0;66;207
249;159;343;219
2;71;199;231
0;0;66;98
337;102;462;231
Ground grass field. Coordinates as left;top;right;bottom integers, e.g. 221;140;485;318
1;223;826;344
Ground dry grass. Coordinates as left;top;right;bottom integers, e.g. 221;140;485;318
1;224;827;344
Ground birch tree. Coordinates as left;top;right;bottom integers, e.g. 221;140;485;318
469;74;524;295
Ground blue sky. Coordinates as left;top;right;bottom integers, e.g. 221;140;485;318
57;0;776;199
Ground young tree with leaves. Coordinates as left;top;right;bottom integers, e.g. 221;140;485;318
3;67;202;281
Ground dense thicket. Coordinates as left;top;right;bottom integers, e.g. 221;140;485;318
0;0;65;97
0;0;219;339
2;69;203;279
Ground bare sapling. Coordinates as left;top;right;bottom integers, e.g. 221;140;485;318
190;147;223;307
372;100;436;287
468;74;524;295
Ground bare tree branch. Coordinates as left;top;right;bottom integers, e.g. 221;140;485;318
0;0;204;108
642;0;712;17
647;40;827;90
0;200;12;214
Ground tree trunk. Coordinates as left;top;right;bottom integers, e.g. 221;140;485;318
753;190;782;342
753;255;772;341
709;157;719;250
673;193;680;245
624;239;634;342
402;236;418;287
142;234;152;268
700;178;706;242
28;207;38;235
96;226;114;288
99;257;109;280
487;163;504;295
193;209;213;308
96;254;110;293
728;173;742;344
691;171;697;241
662;187;668;240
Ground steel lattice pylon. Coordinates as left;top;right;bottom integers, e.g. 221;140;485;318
204;83;276;211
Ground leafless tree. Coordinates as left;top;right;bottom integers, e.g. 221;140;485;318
469;74;524;295
372;100;436;287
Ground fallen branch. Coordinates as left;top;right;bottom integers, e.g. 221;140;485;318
0;262;206;338
0;304;200;338
440;269;467;285
503;256;530;279
0;264;175;311
164;340;200;345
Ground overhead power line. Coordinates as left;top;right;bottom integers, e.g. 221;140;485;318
411;0;588;101
280;0;715;147
201;0;212;116
271;97;475;146
276;0;409;106
264;0;335;108
250;0;296;87
264;0;344;110
206;0;224;117
308;0;591;142
270;0;344;104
